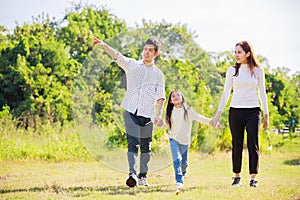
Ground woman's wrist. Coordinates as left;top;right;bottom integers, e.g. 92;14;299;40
264;114;269;121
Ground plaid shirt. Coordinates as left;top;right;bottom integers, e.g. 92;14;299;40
114;53;165;118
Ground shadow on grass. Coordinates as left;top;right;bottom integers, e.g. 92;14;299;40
283;159;300;166
0;184;199;197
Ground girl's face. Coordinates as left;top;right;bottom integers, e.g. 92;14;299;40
170;91;183;107
234;45;250;64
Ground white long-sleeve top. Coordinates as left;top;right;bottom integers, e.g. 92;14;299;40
168;107;210;145
217;64;269;115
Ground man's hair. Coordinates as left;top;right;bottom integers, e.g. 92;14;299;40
145;38;161;53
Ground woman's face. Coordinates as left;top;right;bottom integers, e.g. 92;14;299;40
234;45;250;64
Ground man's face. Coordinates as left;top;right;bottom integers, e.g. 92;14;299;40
142;44;158;63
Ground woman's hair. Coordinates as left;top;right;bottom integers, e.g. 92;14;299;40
165;89;189;129
233;41;260;77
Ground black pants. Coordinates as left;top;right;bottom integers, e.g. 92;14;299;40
229;107;261;174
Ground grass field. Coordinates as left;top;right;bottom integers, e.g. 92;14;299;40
1;139;300;200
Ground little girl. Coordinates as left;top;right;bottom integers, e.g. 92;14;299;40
157;89;219;188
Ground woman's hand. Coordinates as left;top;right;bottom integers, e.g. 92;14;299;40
210;112;221;127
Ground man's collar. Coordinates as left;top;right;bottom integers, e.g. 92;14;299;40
139;60;155;67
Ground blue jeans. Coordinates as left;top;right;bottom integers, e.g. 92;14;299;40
169;138;188;184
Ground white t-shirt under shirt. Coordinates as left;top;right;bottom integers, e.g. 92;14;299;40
217;64;269;115
168;107;210;145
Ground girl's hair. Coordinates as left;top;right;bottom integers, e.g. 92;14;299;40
165;89;189;129
233;41;260;77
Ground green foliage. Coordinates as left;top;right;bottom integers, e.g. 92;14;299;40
265;68;300;131
58;4;127;63
0;20;81;126
216;127;232;152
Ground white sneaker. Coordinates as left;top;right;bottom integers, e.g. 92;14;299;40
138;177;149;186
176;182;183;188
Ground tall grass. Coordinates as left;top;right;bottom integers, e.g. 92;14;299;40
0;118;92;161
2;102;294;162
1;112;299;161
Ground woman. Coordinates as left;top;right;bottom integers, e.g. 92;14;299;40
210;41;269;187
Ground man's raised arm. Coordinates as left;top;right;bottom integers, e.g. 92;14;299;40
93;38;118;60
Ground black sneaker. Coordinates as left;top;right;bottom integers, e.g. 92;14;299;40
231;177;241;186
126;174;138;187
250;179;258;187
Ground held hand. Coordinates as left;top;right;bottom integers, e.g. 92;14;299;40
215;122;222;129
209;115;220;127
153;116;163;127
209;119;222;129
210;111;221;127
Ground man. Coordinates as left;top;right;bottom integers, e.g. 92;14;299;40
93;38;165;187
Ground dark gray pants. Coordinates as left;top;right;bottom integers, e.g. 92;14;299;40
124;111;153;178
229;107;261;174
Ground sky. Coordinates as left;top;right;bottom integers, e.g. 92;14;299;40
1;0;300;74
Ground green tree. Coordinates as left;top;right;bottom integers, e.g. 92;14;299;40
290;72;300;131
0;19;80;127
58;3;127;63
